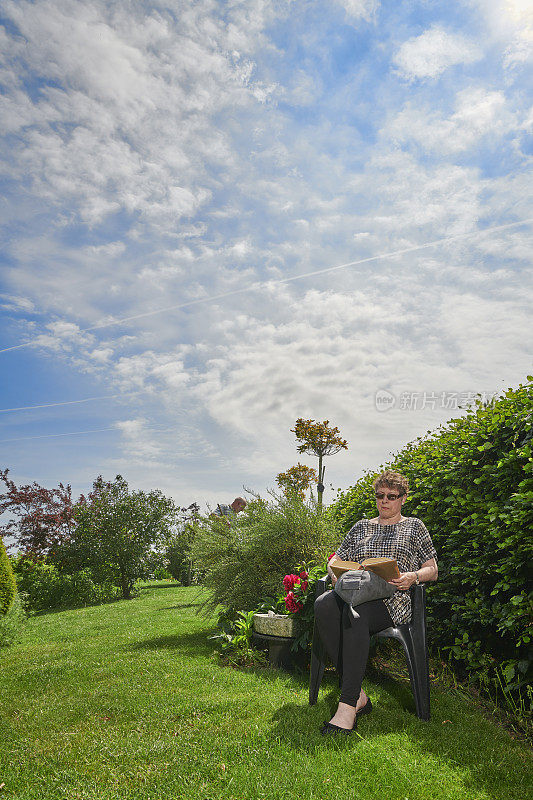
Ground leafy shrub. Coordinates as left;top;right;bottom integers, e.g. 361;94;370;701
165;525;198;585
0;538;17;615
11;556;119;612
192;493;340;613
152;566;173;580
329;379;533;713
0;593;27;647
165;538;191;583
165;503;200;585
141;549;172;581
210;609;269;667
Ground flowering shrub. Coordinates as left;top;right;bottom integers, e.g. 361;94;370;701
275;561;329;653
284;591;302;613
282;570;309;612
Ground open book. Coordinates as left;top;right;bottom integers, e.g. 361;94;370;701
329;557;400;582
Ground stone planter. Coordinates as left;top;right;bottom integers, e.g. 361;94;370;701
252;612;302;638
252;612;304;668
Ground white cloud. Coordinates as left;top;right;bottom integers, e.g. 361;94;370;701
0;0;278;228
469;0;533;69
336;0;379;21
113;350;190;393
90;347;113;363
1;0;531;503
503;25;533;69
285;70;320;107
0;294;36;313
393;26;482;80
85;242;126;257
387;88;515;154
28;320;97;354
115;417;164;462
93;257;531;482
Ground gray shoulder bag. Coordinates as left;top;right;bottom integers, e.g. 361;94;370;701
334;569;396;607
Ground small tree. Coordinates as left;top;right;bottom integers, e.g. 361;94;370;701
0;469;74;558
276;463;318;500
165;503;200;585
0;538;17;615
291;418;348;507
69;475;178;599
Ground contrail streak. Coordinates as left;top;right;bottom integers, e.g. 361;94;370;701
0;394;123;413
0;427;117;444
1;217;531;355
0;424;175;444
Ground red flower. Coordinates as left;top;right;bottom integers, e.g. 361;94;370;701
299;570;309;579
283;573;300;592
299;580;308;592
285;591;303;613
327;553;336;562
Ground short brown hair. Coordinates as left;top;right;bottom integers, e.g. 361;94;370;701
372;471;409;496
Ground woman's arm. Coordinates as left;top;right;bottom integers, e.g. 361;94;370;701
417;558;438;583
388;558;438;590
327;556;339;585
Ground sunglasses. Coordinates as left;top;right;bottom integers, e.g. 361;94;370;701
375;492;403;501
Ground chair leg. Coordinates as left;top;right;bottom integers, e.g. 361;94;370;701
400;632;430;721
309;621;326;705
413;642;430;721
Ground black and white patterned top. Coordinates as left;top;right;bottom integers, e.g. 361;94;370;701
334;517;438;625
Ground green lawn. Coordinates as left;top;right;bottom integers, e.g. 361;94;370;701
1;583;531;800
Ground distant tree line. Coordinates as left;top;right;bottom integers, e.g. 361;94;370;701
0;470;199;611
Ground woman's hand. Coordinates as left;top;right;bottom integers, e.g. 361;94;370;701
388;572;417;591
327;555;338;586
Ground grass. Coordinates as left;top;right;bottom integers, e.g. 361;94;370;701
1;582;531;800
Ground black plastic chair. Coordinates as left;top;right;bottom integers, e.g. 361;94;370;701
309;576;431;720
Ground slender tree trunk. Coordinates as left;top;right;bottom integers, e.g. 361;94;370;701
317;454;324;508
119;566;131;598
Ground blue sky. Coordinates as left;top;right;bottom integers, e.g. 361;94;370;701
0;0;532;512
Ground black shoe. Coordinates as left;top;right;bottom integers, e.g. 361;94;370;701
353;698;373;729
320;721;353;736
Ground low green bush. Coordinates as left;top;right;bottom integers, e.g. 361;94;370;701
0;539;17;615
11;556;119;612
0;593;27;647
192;493;340;613
166;535;194;585
329;378;533;716
210;609;269;667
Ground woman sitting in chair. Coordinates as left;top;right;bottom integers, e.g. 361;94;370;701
315;470;438;735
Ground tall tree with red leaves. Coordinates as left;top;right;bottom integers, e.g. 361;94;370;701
0;468;74;558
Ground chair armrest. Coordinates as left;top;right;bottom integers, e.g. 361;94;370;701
314;574;330;599
409;582;426;621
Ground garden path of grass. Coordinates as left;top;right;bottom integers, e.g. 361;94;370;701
1;583;531;800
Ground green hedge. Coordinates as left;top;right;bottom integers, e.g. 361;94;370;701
0;539;17;615
0;594;27;647
329;379;533;705
11;557;119;612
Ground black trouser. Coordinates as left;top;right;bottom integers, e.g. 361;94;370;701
314;589;394;707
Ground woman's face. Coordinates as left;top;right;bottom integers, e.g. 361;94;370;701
375;485;405;520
